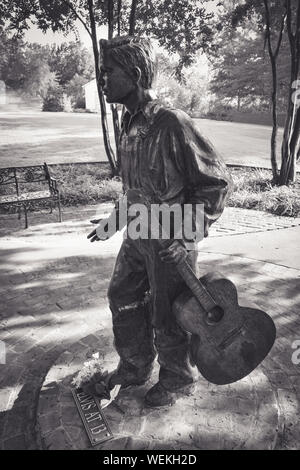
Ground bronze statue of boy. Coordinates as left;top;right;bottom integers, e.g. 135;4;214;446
88;36;231;407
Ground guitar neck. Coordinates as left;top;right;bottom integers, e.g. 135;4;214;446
176;259;216;312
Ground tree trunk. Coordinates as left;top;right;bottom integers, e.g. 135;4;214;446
108;0;114;39
108;0;122;173
129;0;138;35
280;80;299;185
117;0;122;35
279;0;300;185
263;0;286;184
269;56;279;182
87;0;117;175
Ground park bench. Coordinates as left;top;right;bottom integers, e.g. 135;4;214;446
0;163;62;228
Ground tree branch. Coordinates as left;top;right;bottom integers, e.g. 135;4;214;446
108;0;114;39
286;0;294;43
60;0;92;38
274;9;287;58
129;0;138;35
286;0;298;75
87;0;117;172
295;0;300;67
117;0;122;36
87;0;99;67
263;0;285;59
263;0;274;58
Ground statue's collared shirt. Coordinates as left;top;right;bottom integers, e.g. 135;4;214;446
119;99;232;239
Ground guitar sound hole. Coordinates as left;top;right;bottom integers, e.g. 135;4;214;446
206;306;224;325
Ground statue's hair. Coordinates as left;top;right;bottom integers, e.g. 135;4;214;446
99;36;156;89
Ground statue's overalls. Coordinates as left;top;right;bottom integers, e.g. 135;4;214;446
108;100;231;390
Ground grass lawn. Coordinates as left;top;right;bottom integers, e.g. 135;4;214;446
1;110;298;218
0;111;110;167
0;110;285;168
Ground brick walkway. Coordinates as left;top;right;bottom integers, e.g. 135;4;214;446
1;204;300;240
37;328;280;450
210;207;300;237
0;206;299;450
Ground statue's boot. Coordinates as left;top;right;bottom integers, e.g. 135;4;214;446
145;325;197;407
109;360;153;390
144;381;196;407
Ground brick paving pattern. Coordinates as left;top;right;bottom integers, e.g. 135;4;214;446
37;329;280;450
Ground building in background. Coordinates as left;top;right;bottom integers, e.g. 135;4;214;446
83;79;101;113
83;78;112;113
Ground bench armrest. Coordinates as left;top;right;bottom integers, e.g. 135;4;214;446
49;177;59;192
44;162;60;194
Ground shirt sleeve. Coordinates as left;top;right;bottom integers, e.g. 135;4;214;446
168;110;232;239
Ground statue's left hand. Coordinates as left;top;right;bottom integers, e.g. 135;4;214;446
158;240;188;264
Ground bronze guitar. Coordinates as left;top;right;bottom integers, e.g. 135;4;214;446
126;189;277;385
172;263;276;385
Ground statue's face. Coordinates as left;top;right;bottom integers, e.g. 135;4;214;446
100;55;136;104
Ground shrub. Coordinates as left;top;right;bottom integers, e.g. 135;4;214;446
74;95;86;109
52;163;122;206
204;104;234;122
42;85;65;112
42;86;73;112
228;168;300;217
261;186;300;217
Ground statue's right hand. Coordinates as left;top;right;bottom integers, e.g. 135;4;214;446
87;218;111;242
90;218;102;224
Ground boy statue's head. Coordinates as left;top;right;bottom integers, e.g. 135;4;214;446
99;36;156;104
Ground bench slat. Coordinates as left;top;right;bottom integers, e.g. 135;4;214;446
0;190;52;204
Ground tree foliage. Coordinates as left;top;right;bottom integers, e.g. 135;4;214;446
0;26;94;103
48;42;94;86
0;28;57;98
209;28;290;112
1;0;215;79
155;51;209;114
134;0;214;78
